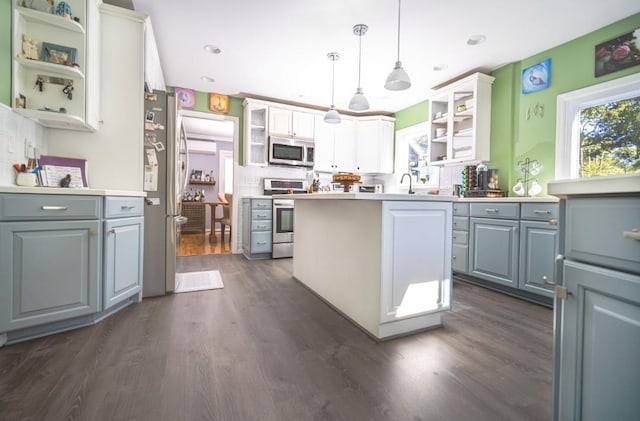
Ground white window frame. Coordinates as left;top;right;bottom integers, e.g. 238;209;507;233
555;72;640;180
219;149;233;194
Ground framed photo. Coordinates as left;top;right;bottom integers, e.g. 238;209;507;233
595;28;640;77
26;0;54;13
175;87;195;109
190;169;203;181
40;42;77;65
209;93;229;113
145;111;155;122
522;59;551;94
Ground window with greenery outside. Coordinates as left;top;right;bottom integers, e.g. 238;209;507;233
579;96;640;177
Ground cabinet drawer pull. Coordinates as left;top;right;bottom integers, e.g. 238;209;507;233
485;208;498;213
256;224;267;229
121;205;136;210
548;219;558;225
41;205;68;211
257;204;269;208
257;241;267;245
623;229;640;241
534;210;551;215
256;214;268;218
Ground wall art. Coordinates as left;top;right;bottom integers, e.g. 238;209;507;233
175;87;195;109
595;28;640;77
522;59;551;94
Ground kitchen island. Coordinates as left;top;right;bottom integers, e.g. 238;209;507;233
292;193;453;340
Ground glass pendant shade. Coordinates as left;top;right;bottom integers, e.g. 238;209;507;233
325;52;341;124
324;106;341;124
349;88;369;111
385;0;411;91
384;61;411;91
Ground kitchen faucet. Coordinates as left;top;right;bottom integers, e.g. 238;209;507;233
400;173;414;194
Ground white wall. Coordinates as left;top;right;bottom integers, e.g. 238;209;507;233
0;104;48;186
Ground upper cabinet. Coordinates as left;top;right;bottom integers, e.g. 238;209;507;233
428;72;494;165
244;99;269;166
11;0;100;131
269;107;315;139
355;117;394;174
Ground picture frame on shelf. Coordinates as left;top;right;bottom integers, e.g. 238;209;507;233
175;87;195;109
190;169;203;181
522;58;551;94
40;42;77;65
594;28;640;77
15;94;26;109
25;0;54;14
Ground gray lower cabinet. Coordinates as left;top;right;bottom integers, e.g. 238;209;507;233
469;217;519;287
0;194;102;332
518;221;558;298
103;197;144;310
242;198;273;259
452;203;470;273
554;195;640;420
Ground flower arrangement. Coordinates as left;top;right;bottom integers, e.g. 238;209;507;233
595;28;640;77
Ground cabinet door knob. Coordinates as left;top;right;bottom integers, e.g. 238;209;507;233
542;275;555;286
548;219;558;225
108;228;116;234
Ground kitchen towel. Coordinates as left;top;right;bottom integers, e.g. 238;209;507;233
174;270;224;293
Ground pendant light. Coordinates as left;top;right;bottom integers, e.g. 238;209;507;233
385;0;411;91
324;52;341;124
348;24;369;111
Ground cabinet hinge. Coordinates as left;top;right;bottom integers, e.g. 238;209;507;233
555;286;571;300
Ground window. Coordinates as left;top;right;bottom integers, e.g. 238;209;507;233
579;96;639;177
555;73;640;179
394;122;440;190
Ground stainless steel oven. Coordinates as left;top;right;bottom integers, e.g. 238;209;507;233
263;178;307;258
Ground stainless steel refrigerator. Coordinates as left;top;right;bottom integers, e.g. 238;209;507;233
142;91;188;297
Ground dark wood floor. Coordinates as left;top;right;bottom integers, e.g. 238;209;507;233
0;255;553;421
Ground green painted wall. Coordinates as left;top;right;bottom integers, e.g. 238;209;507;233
168;87;245;162
394;99;429;130
1;0;12;106
395;12;640;195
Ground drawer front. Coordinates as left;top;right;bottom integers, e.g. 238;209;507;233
470;203;520;219
251;231;272;253
453;216;469;231
105;196;144;218
521;203;559;221
252;199;272;210
252;209;272;220
453;203;469;217
566;197;640;275
452;244;468;273
251;220;272;232
453;230;469;245
0;194;101;220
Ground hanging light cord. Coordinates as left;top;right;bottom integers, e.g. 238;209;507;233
396;0;402;62
357;31;363;89
331;57;336;106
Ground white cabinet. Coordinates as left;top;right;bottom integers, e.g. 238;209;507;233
11;0;100;131
355;117;394;174
269;107;314;139
429;72;494;165
314;115;394;174
243;99;269;166
313;115;356;173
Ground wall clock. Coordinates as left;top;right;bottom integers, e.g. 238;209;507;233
175;87;195;109
209;93;229;113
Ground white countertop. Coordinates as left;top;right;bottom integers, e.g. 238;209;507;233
548;174;640;197
243;195;272;199
285;192;558;202
0;185;146;197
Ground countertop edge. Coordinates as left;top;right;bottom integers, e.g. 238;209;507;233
283;193;558;202
0;186;147;196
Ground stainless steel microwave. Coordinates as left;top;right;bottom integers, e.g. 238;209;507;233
269;136;314;167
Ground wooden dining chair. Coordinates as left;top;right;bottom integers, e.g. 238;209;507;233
212;192;232;243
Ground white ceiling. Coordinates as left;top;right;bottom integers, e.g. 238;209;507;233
133;0;640;114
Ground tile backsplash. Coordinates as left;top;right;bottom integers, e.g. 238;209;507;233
0;104;48;186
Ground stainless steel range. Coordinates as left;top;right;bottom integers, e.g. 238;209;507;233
263;178;307;258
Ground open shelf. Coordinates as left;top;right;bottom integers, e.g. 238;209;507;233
16;6;85;34
189;180;216;186
14;108;92;131
16;57;85;79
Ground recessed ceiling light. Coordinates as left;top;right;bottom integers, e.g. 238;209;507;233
433;64;448;71
204;44;221;54
466;35;486;46
201;76;215;83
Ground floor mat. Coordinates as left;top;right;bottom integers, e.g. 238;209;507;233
174;270;224;293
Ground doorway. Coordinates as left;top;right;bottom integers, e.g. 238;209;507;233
177;110;238;256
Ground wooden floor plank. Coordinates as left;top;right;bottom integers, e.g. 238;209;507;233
0;255;552;420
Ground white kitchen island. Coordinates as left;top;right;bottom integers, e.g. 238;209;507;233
292;193;454;340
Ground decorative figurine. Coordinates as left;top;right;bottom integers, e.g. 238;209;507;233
55;1;72;19
60;174;71;187
22;34;39;60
